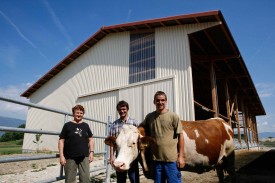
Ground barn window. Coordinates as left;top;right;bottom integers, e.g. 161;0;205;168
129;31;155;84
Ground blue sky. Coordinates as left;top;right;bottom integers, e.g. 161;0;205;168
0;0;274;133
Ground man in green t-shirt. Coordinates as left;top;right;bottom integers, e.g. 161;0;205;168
140;91;185;183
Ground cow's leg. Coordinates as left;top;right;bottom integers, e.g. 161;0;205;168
217;151;236;183
225;151;236;183
216;164;225;183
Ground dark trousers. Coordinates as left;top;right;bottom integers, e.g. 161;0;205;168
116;159;140;183
64;156;90;183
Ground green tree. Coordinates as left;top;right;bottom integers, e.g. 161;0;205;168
0;124;25;142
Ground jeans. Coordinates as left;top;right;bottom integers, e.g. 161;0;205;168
154;161;182;183
116;159;140;183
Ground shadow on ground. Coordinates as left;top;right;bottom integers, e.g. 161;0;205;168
235;149;275;183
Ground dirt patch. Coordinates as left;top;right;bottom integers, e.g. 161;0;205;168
0;154;60;175
0;148;274;182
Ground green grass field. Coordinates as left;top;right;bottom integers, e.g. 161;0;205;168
261;141;275;147
0;140;22;155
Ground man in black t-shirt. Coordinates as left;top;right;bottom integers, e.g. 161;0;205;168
58;105;94;183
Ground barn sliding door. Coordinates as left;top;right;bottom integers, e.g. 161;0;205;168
119;77;175;122
143;78;174;117
119;86;143;122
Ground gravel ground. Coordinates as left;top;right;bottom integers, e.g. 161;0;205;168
0;147;273;183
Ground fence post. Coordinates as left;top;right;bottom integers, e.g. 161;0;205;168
105;116;112;183
59;165;64;180
57;114;67;179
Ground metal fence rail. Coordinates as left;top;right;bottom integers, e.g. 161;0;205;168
0;96;107;124
0;95;112;183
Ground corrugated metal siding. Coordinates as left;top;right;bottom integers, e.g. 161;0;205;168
119;86;143;122
78;91;118;152
155;23;219;120
143;79;174;116
23;108;66;152
29;31;130;104
79;79;174;151
118;78;174;122
80;32;130;94
24;32;130;152
77;79;174;152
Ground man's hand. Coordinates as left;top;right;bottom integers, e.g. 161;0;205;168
177;156;185;168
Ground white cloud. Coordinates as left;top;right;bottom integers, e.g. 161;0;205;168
262;121;268;126
257;115;275;133
0;83;30;119
254;83;275;133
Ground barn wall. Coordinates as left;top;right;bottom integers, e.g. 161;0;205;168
142;78;175;118
118;77;175;122
119;85;143;122
77;91;118;152
23;32;130;152
79;77;174;123
74;77;174;152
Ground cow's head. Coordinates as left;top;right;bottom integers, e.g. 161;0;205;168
105;125;140;171
104;124;153;174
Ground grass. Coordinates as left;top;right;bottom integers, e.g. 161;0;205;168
261;141;275;147
0;140;22;155
31;163;38;169
31;167;46;172
46;163;58;167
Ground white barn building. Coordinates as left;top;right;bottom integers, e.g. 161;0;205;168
21;10;265;152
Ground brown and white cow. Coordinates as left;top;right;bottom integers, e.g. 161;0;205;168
105;118;235;182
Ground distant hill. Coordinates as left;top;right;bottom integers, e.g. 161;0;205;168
0;116;25;136
258;132;275;139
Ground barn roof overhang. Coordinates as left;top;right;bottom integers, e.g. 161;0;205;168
187;16;265;116
21;10;265;116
